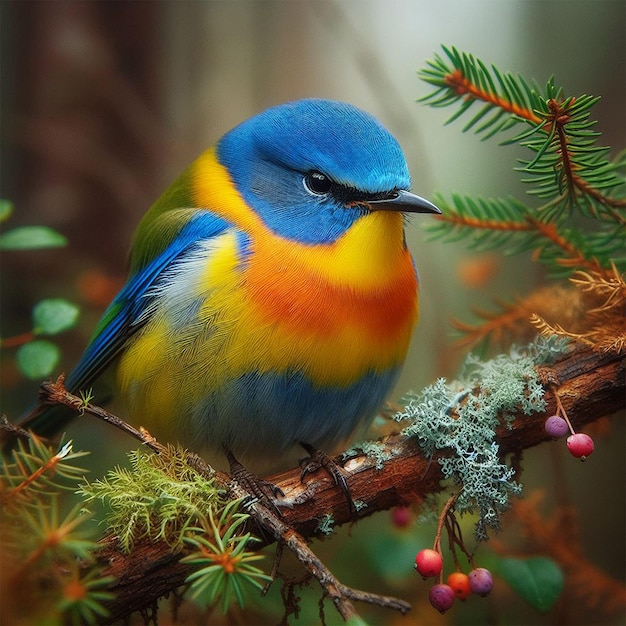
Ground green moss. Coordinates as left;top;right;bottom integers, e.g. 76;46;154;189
79;445;226;552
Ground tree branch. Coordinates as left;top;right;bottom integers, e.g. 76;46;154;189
88;345;624;622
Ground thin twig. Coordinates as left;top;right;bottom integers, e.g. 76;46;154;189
38;376;166;454
228;480;411;620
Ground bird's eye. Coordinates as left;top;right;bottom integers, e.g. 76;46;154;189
304;171;333;196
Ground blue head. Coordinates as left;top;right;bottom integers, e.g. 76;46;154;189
217;99;421;244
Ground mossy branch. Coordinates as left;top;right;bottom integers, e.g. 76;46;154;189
36;343;622;623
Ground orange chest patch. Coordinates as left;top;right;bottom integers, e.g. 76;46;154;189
243;240;419;341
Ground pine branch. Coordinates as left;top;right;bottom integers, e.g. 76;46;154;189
419;45;545;133
419;45;626;214
448;274;626;352
450;298;535;350
430;198;618;277
419;47;625;349
525;216;608;275
61;344;623;622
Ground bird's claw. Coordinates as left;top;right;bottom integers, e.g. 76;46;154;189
226;450;285;516
299;443;356;515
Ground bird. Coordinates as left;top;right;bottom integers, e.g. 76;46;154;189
14;98;440;474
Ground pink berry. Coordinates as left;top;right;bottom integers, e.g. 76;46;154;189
567;433;594;459
469;567;493;596
545;415;569;438
391;506;411;528
414;548;443;578
428;583;456;613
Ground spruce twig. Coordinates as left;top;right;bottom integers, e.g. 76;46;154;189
419;45;625;350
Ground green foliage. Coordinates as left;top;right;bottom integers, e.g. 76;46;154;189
419;47;548;139
0;225;68;250
183;499;271;613
1;437;89;498
0;437;113;624
3;437;270;620
18;500;97;562
419;46;623;206
16;339;61;380
32;298;81;335
418;45;625;278
0;201;67;249
79;445;226;552
0;204;80;379
489;555;564;612
78;446;274;617
0;199;14;222
397;336;567;540
12;299;81;379
56;568;115;626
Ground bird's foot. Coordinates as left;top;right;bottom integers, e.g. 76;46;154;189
226;450;285;516
299;443;356;515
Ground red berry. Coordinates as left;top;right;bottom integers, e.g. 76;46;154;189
566;433;594;459
545;415;569;438
469;567;493;596
428;583;456;613
414;548;443;578
391;506;411;528
447;571;472;600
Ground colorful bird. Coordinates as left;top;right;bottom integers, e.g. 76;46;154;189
17;99;440;468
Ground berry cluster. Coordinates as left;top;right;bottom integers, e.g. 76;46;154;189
413;492;493;614
415;548;493;613
544;388;594;460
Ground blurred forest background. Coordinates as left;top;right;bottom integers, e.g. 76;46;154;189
0;1;624;625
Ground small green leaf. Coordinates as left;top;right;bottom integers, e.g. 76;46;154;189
494;556;564;612
16;340;60;379
0;199;13;222
33;299;80;335
0;225;67;250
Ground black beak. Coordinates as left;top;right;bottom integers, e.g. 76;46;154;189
368;190;441;214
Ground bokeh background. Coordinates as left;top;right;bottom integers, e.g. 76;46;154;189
1;1;624;625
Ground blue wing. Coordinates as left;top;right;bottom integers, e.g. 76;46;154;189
19;211;230;436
